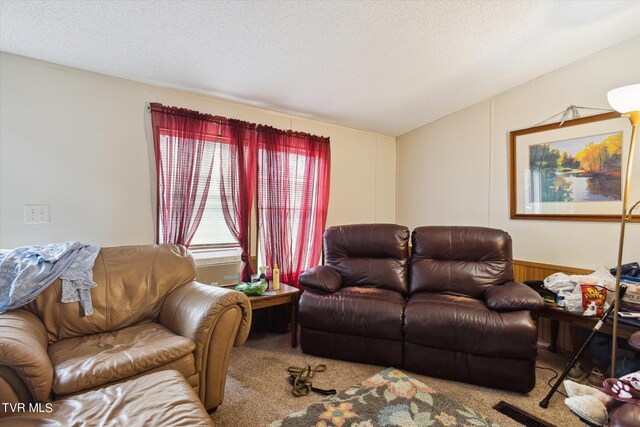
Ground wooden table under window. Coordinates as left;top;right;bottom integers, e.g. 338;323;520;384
222;283;300;347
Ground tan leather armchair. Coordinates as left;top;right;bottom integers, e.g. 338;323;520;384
0;244;251;414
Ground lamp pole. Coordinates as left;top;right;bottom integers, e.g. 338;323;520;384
607;84;640;377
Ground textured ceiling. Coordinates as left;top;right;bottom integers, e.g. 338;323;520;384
1;1;640;136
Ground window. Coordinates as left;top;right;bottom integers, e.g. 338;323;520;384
256;129;330;282
157;132;237;247
257;149;313;265
151;103;329;285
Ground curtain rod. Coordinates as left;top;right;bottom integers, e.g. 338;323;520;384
147;102;330;141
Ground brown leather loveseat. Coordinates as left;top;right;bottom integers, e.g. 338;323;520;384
0;244;251;415
299;224;544;393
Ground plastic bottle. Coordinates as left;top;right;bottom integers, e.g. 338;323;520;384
272;264;280;291
557;291;566;308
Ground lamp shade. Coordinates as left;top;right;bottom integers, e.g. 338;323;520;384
607;84;640;113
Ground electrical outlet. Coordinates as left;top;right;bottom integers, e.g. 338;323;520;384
24;204;50;224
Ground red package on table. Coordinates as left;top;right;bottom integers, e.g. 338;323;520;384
580;284;607;317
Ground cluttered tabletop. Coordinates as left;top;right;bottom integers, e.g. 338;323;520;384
526;262;640;329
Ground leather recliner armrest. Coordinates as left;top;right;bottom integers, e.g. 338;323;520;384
299;265;343;293
159;282;252;410
0;310;54;404
159;281;252;357
484;281;545;312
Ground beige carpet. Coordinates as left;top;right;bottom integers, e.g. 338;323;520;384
211;332;583;427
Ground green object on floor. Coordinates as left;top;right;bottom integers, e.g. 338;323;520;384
287;364;336;397
234;280;268;295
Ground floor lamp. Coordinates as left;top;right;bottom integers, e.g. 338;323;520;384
607;83;640;377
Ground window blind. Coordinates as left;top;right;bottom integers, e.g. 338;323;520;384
257;146;320;267
158;132;237;247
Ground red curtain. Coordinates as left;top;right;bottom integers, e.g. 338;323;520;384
257;126;331;288
150;103;218;246
151;103;331;286
220;120;257;281
150;103;257;282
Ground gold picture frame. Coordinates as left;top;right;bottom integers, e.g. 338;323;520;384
509;112;638;222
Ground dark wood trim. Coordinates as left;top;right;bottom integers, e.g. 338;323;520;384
510;213;628;222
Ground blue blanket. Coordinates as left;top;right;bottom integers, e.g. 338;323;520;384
0;242;100;315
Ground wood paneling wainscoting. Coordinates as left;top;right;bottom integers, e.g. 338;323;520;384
513;260;591;282
513;259;592;353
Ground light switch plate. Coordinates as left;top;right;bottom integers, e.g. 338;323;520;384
24;204;50;224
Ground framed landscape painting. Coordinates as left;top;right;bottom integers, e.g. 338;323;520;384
510;112;639;222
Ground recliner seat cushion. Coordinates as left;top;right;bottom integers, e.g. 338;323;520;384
48;322;196;395
404;293;537;359
299;287;405;340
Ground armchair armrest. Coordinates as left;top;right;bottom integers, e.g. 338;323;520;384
299;265;343;293
159;281;251;362
484;281;544;312
0;310;53;404
159;281;251;410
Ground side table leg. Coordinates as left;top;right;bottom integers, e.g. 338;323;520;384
550;319;559;353
291;294;299;348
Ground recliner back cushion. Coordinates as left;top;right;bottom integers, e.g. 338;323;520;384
410;226;513;298
324;224;410;294
24;244;196;342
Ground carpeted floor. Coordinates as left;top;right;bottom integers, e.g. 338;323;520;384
211;332;584;427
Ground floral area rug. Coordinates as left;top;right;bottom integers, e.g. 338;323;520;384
269;368;500;427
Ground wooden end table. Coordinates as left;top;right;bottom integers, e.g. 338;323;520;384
534;302;637;353
222;283;300;347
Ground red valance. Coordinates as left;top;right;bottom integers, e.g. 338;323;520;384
150;103;330;141
257;124;330;144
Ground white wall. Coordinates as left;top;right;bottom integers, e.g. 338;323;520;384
397;36;640;269
397;101;491;227
0;53;396;248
